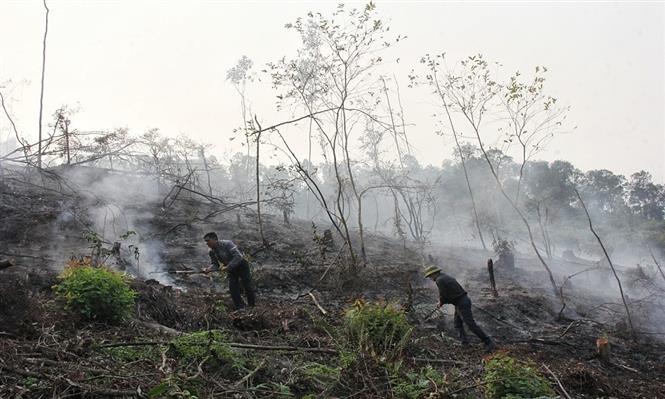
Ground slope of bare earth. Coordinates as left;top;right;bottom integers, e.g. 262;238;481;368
1;172;664;398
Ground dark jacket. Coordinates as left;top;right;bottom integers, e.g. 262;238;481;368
209;240;246;273
435;272;467;305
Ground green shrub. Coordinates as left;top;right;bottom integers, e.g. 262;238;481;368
148;378;200;399
344;301;412;359
169;330;244;371
483;354;554;399
53;265;136;323
338;350;357;369
302;362;341;389
390;365;446;399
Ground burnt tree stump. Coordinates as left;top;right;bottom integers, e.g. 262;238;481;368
487;258;498;297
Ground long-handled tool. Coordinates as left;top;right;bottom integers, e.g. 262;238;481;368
149;270;205;275
150;261;228;275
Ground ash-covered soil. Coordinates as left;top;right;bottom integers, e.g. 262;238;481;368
1;174;664;398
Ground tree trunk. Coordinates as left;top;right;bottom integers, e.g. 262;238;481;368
435;82;487;251
647;246;665;285
200;147;213;197
253;116;267;247
306;117;313;219
536;203;552;258
64;119;71;165
487;258;498;297
576;188;635;338
469;119;562;306
38;0;50;169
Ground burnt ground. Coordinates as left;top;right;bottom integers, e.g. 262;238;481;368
1;174;665;398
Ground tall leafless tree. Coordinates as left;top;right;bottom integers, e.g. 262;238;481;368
38;0;50;169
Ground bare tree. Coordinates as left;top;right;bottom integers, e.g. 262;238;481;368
226;55;255;184
268;3;403;266
264;164;298;225
575;187;635;337
251;116;268;246
198;144;214;197
423;53;564;303
38;0;50;169
51;105;78;165
420;55;488;250
360;124;438;261
0;88;30;164
501;66;570;203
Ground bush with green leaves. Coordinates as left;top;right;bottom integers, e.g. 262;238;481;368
296;362;341;392
53;265;136;323
390;365;446;399
169;329;244;371
483;354;555;399
344;301;412;359
148;378;200;399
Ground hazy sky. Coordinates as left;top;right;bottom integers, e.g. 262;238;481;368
1;1;663;181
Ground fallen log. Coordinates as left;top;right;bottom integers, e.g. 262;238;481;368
64;378;140;398
0;365;140;397
0;258;15;271
410;357;468;366
98;340;338;355
234;359;266;388
0;364;42;378
0;252;52;261
138;320;181;336
308;292;328;315
227;343;338;355
150;269;216;276
559;320;578;338
542;363;572;399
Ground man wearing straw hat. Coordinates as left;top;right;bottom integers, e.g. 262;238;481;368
424;265;495;352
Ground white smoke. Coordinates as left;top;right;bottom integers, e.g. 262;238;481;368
51;166;175;285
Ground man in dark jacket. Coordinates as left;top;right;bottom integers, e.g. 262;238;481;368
203;232;255;310
424;265;495;352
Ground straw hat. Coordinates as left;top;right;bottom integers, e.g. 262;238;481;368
423;265;442;278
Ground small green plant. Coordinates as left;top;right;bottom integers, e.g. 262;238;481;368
22;376;45;390
301;362;341;390
391;365;444;399
254;382;293;396
148;378;200;399
213;301;228;314
483;354;554;399
53;264;136;323
169;330;244;371
344;300;412;359
338;350;357;369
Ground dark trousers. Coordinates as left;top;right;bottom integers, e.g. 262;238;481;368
228;261;255;309
453;295;490;344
